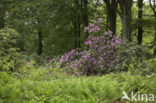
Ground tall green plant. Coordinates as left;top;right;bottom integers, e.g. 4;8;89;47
0;28;22;72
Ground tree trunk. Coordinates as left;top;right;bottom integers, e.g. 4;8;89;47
0;11;5;29
38;27;42;55
137;0;143;44
104;0;118;35
77;13;81;48
83;0;89;38
118;0;132;41
74;13;78;49
73;0;88;49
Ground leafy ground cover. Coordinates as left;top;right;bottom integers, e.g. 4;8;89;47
0;69;155;103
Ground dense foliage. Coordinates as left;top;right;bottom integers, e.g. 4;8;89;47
0;28;22;72
0;0;156;103
0;69;156;103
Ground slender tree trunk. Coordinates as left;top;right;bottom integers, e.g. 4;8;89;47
0;11;5;29
74;0;81;49
77;13;81;48
104;0;118;35
137;0;143;44
38;27;42;55
83;0;89;38
118;0;133;41
74;13;78;49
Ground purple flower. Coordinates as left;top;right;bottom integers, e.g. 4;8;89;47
90;23;95;27
111;43;114;45
82;55;87;59
93;60;97;64
60;56;64;62
115;40;120;43
98;18;103;23
99;56;104;60
88;41;92;44
105;31;109;35
71;49;75;53
96;37;100;40
79;72;83;75
92;28;95;32
74;64;78;67
84;26;89;30
27;62;33;65
95;26;100;31
80;52;83;55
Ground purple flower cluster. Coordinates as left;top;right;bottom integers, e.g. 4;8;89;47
58;15;122;75
80;33;122;74
84;14;104;35
59;49;81;68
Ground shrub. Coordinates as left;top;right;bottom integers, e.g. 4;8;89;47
0;28;22;72
57;15;121;75
109;41;153;73
0;27;21;50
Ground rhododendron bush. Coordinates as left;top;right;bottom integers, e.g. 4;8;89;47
57;15;122;75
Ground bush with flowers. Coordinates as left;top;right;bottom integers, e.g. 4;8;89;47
57;15;122;75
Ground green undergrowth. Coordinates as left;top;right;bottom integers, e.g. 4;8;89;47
0;69;156;103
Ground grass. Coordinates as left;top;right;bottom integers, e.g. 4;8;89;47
0;68;156;103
